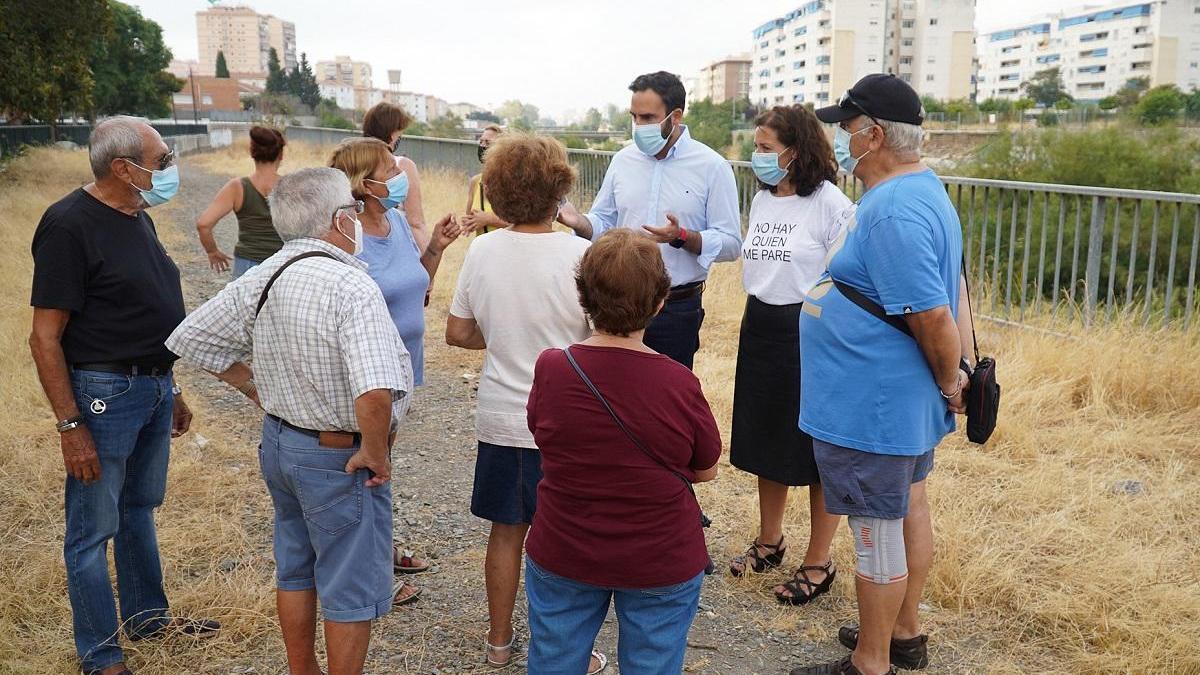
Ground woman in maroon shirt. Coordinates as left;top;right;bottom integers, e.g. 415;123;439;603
525;229;721;673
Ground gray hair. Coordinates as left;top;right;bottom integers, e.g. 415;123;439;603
89;116;150;178
269;168;353;241
876;119;924;157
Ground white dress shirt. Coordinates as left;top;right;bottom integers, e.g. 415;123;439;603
166;238;413;432
585;126;743;286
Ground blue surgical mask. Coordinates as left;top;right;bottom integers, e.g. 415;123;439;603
632;110;678;156
126;161;179;207
365;172;410;209
834;125;873;175
751;150;792;186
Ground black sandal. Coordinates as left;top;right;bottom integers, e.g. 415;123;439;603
729;536;786;577
775;560;836;605
838;624;929;670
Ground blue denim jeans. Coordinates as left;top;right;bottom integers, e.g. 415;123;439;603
258;416;394;622
232;255;258;279
66;369;174;671
525;558;704;674
643;292;705;370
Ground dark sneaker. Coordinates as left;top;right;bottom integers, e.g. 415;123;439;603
838;624;929;670
128;616;221;642
790;655;897;675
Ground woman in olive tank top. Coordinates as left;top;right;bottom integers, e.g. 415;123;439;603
196;126;287;278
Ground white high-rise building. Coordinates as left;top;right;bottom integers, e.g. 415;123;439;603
749;0;975;108
977;1;1200;102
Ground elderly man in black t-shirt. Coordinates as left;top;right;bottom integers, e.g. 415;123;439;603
28;116;218;675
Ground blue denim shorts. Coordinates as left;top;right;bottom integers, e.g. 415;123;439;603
812;438;935;520
470;441;542;525
258;416;393;622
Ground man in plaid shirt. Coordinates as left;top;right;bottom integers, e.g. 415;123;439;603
167;167;412;675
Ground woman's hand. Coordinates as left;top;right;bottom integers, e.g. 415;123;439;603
207;249;233;273
461;211;502;233
429;213;462;255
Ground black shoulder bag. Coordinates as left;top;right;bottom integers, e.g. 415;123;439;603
831;258;1000;444
254;250;339;317
562;347;716;574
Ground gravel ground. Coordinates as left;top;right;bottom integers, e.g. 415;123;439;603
166;162;997;675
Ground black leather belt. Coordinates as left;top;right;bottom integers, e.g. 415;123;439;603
269;414;360;444
72;361;174;376
667;281;705;302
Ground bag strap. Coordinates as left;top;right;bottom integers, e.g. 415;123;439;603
832;253;980;363
561;347;698;499
255;250;339;317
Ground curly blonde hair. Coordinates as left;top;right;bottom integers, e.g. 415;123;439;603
327;137;394;199
481;134;576;225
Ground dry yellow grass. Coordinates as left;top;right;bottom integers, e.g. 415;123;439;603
2;143;1197;673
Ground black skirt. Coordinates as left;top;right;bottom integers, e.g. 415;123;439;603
729;295;819;486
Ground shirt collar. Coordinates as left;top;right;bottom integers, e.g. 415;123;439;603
664;125;692;160
286;237;369;270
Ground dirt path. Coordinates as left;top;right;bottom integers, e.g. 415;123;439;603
166;162;998;674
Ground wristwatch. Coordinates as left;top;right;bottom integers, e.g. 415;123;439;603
56;415;85;433
669;227;689;249
172;383;183;396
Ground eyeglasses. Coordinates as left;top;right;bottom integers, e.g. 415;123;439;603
121;150;176;172
332;200;365;219
837;91;881;129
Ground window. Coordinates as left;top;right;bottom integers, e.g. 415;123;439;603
793;76;805;84
1036;53;1061;64
902;19;915;28
816;92;830;101
775;80;785;88
759;55;768;62
1080;48;1108;58
1131;61;1151;70
929;18;938;25
816;55;830;65
1132;42;1152;49
1077;65;1107;73
794;60;806;68
776;49;787;57
819;19;830;27
902;38;914;47
926;74;936;81
1001;45;1022;53
1000;73;1020;81
1080;31;1109;42
794;93;806;102
816;73;830;83
794;26;808;36
760;40;769;48
775;65;784;73
900;56;913;64
900;73;912;82
1134;26;1148;34
1001;59;1021;67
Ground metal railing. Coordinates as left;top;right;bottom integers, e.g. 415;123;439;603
0;122;211;158
289;126;1199;329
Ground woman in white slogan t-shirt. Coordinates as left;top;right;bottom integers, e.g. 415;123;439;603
728;105;853;608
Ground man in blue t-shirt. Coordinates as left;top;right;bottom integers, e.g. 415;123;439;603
790;75;967;675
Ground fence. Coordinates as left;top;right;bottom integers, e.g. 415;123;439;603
0;122;211;158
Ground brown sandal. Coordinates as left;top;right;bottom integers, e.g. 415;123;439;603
775;560;836;605
729;536;786;577
393;545;431;573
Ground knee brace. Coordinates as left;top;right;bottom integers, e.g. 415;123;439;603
848;515;908;585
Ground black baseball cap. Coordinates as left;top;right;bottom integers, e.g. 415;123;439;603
815;73;925;126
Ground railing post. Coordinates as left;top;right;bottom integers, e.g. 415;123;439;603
1084;196;1105;326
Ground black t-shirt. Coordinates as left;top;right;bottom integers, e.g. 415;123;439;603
30;188;186;364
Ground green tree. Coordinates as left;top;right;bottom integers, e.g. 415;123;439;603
561;136;587;149
683;98;735;152
1133;85;1185;126
581;107;603;131
509;117;534;132
215;49;229;78
90;1;182;119
921;96;946;114
466;110;501;124
403;121;430;137
1013;98;1036;116
0;0;109;137
1185;89;1200;120
1098;96;1120;111
977;98;1013;114
428;112;465;139
266;47;288;94
289;53;321;109
1115;77;1150;109
1021;67;1071;108
605;103;631;135
495;99;540;126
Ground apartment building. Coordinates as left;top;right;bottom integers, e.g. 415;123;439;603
977;0;1200;102
749;0;975;107
384;91;429;123
316;56;374;90
196;5;296;77
695;55;753;103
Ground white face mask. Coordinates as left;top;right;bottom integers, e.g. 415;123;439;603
335;212;363;255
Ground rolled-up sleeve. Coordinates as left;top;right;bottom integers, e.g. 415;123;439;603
165;284;252;374
338;283;413;418
585;161;620;241
697;160;743;269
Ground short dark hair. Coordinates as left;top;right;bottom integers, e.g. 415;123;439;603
754;105;838;197
576;229;670;337
629;71;686;114
362;102;413;142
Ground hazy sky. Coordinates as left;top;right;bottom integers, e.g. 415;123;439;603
131;0;1084;120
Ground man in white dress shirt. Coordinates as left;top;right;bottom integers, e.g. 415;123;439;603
557;71;743;369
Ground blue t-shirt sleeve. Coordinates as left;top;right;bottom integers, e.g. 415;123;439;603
862;216;949;315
